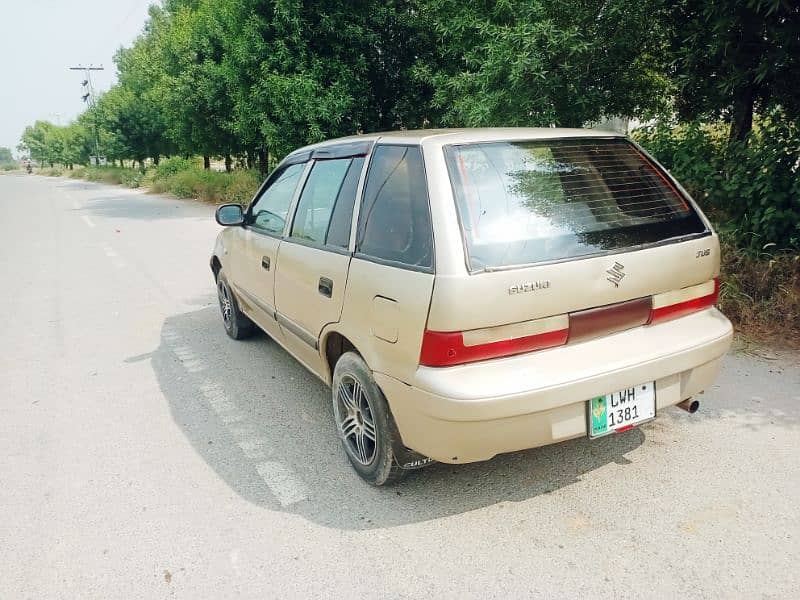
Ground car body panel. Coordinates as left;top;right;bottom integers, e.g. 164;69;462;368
274;240;351;376
378;308;732;462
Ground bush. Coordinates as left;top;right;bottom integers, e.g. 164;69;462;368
150;167;260;204
79;166;146;188
718;238;800;343
634;110;800;251
152;157;196;181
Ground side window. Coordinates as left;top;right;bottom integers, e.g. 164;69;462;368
291;158;351;243
326;157;364;248
357;145;433;270
250;162;305;235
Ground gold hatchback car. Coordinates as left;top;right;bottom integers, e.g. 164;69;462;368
210;128;733;485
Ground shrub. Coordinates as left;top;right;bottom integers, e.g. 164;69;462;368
152;157;196;181
634;110;800;251
79;166;146;188
718;238;800;343
149;166;261;203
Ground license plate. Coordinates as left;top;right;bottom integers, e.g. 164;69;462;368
588;382;656;438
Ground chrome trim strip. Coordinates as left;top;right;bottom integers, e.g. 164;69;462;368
276;313;319;350
232;283;277;321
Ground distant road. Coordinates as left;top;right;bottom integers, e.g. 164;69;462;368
1;173;798;599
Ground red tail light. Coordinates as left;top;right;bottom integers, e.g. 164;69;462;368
649;278;720;324
421;278;720;367
419;327;568;367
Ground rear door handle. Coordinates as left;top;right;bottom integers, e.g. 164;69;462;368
261;256;270;270
318;277;333;298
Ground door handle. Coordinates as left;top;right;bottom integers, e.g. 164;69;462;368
261;256;270;270
318;277;333;298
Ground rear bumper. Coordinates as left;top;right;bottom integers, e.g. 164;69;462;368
375;308;733;463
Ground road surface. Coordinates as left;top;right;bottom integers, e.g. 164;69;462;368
1;173;798;599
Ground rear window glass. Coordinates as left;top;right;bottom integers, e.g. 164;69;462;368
444;138;706;271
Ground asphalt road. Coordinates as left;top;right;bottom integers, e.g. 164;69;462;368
1;173;798;599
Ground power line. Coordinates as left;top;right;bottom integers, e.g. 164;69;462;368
69;65;105;164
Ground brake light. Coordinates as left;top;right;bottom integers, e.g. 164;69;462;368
419;327;568;367
421;278;720;367
649;278;719;324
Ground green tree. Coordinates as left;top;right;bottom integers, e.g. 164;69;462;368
669;0;800;142
418;0;671;127
21;121;64;166
0;147;14;166
156;1;241;169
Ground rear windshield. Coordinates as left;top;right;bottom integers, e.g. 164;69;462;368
444;138;707;271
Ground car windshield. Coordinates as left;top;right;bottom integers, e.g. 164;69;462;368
444;138;707;271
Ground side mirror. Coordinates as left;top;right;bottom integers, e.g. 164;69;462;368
215;204;244;226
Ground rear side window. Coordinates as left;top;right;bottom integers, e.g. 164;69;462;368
445;138;706;271
326;157;364;248
357;145;433;270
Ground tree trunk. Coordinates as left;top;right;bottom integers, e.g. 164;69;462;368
258;147;268;176
203;155;211;170
729;82;755;143
225;153;232;173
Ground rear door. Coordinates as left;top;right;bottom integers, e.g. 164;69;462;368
273;152;366;376
424;136;718;357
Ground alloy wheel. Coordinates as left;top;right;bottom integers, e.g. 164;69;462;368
334;374;377;465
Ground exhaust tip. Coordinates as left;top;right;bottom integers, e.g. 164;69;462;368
677;399;700;414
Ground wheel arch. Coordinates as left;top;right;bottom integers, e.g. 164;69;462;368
210;255;222;281
321;329;362;384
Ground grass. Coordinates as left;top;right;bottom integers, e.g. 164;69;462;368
718;239;800;347
42;161;261;204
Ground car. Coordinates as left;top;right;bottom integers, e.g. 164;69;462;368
210;128;733;485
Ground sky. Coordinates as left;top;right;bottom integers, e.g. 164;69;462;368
0;0;154;154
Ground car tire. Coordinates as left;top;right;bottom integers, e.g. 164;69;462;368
216;271;256;340
332;352;406;486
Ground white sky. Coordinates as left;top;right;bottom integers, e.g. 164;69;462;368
0;0;154;154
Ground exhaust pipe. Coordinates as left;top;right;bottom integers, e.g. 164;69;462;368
677;398;700;414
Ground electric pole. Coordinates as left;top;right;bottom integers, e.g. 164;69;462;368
69;64;104;165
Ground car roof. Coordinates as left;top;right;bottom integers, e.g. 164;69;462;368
287;127;625;157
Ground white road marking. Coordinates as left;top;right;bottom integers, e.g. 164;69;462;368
81;215;95;228
220;413;245;424
255;461;309;506
237;439;266;459
199;379;309;506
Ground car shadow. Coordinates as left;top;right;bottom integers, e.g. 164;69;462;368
145;305;654;530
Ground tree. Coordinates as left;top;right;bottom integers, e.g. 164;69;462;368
670;0;800;142
0;147;14;166
418;0;672;127
155;1;241;169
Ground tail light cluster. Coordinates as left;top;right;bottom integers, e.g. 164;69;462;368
420;278;720;367
648;278;719;325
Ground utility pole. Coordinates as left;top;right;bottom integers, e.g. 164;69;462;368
69;64;104;165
